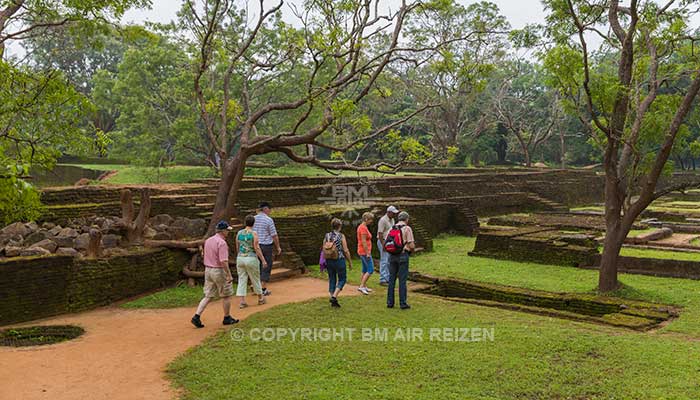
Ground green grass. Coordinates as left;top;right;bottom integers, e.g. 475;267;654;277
245;164;392;177
71;162;435;185
407;236;700;336
121;284;208;309
647;205;700;216
619;246;700;262
65;164;218;184
661;200;700;208
168;286;700;399
570;205;604;212
166;235;700;399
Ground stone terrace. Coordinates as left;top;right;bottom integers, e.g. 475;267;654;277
38;169;605;269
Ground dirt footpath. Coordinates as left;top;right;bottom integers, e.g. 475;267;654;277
0;277;358;400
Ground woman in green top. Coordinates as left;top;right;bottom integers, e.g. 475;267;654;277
236;214;267;308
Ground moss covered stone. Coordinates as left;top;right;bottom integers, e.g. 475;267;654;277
409;272;678;331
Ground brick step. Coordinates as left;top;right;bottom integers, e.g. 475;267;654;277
269;267;304;281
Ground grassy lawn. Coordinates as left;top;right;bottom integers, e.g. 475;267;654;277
66;164;218;184
121;284;207;309
168;287;700;399
408;236;700;337
69;162;433;184
619;246;700;262
157;235;700;398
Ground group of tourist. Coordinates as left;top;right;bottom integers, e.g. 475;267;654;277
191;203;279;328
191;203;415;328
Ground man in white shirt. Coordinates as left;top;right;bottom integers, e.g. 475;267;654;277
376;205;398;286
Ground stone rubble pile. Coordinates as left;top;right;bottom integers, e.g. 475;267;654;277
0;214;207;259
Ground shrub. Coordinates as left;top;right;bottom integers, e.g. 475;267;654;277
0;176;42;225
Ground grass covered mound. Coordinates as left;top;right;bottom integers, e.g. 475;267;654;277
120;284;208;309
168;293;700;399
0;325;85;347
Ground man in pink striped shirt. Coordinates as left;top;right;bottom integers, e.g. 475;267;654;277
191;221;239;328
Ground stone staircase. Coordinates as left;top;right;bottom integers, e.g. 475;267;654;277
409;220;433;254
526;193;569;212
453;205;480;236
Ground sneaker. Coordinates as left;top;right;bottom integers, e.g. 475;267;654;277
239;303;248;309
358;287;369;295
223;316;239;325
365;287;374;292
400;304;411;310
191;315;204;328
387;304;394;309
330;297;341;308
263;288;272;296
379;281;389;287
258;297;267;305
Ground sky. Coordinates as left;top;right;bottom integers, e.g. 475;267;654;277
122;0;547;28
5;0;699;58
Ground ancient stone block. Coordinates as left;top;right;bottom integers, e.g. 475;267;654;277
168;226;186;240
24;230;51;246
20;247;51;257
3;246;22;257
31;239;58;253
170;217;189;229
0;233;22;246
75;233;90;250
57;227;79;238
101;234;122;249
1;222;30;237
154;224;169;232
153;231;172;240
48;225;63;236
150;214;174;226
54;235;76;248
182;218;207;238
56;247;79;256
42;222;56;230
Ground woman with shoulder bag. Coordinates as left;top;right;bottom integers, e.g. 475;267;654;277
322;218;352;307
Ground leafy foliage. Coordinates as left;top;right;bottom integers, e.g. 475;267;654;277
0;169;42;225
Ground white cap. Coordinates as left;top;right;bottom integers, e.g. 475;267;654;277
387;205;399;213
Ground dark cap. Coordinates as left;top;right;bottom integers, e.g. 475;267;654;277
259;201;271;209
215;220;233;231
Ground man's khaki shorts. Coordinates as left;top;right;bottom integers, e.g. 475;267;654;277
203;267;234;298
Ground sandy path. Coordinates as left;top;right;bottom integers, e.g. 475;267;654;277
0;277;359;400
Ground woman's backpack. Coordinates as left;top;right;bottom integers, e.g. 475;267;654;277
323;232;340;260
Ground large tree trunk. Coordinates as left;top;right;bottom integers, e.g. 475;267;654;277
495;138;507;164
523;147;531;167
470;150;480;167
559;131;566;169
207;152;247;235
599;220;623;292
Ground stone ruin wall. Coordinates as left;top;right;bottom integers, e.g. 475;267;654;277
0;248;190;325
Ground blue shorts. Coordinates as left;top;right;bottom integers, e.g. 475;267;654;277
360;255;374;274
